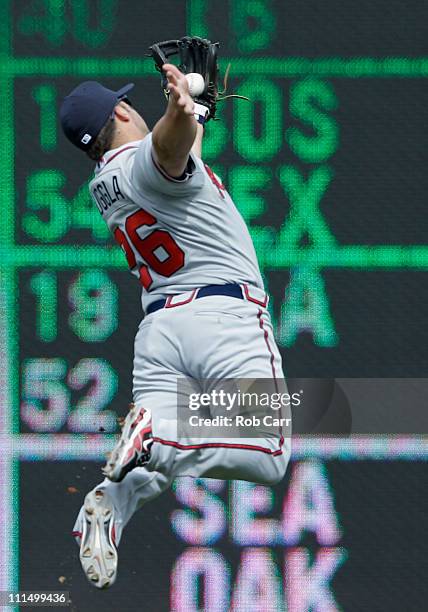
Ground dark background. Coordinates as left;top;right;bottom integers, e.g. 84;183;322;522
8;0;428;610
19;459;428;612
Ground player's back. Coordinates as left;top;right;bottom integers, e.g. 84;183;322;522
89;134;263;310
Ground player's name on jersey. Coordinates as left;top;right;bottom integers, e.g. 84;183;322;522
92;175;125;216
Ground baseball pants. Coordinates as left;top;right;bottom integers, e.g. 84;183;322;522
76;290;291;543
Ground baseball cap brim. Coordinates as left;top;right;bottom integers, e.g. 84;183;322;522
116;83;135;99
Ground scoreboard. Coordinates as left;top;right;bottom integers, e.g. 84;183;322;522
1;1;428;610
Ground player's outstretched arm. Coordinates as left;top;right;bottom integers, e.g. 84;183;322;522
152;63;197;178
191;123;204;159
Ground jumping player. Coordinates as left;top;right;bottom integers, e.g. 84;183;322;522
60;37;290;589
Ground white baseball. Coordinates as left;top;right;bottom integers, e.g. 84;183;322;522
185;73;205;97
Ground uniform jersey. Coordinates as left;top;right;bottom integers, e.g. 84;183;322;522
76;134;290;559
89;133;264;311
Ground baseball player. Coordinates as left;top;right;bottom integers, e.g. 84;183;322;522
60;37;290;589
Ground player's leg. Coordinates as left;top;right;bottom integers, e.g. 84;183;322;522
72;313;181;588
96;301;287;487
101;311;188;484
72;469;172;588
74;293;291;590
191;296;291;484
143;295;291;486
127;296;291;486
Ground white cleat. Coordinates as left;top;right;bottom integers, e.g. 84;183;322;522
102;405;153;483
73;489;119;589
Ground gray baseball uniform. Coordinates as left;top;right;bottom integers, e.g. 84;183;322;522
89;133;263;310
75;134;290;541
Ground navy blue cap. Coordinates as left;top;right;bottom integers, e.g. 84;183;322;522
60;81;135;150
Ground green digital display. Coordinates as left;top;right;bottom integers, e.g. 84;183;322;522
1;1;428;604
1;0;427;430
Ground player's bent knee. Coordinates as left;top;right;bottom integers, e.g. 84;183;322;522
246;452;289;487
259;458;288;486
262;447;290;486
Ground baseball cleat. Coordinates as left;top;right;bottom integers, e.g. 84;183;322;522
73;489;118;589
102;405;153;482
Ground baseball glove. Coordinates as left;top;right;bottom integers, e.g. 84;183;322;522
148;35;247;122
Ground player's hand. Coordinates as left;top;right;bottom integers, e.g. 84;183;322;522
163;63;195;116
